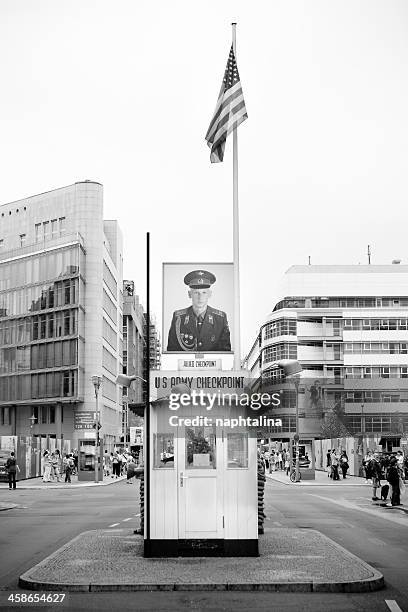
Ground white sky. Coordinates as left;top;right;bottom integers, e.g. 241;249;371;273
1;0;408;367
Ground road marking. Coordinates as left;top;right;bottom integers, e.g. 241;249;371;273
385;600;404;612
122;517;132;522
109;523;120;527
307;494;408;527
368;537;387;546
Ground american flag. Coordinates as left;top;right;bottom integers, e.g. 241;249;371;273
205;45;248;163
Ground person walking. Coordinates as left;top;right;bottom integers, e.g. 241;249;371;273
6;452;20;490
270;452;276;473
331;450;340;480
42;450;52;482
126;456;137;484
396;451;405;482
112;452;120;478
51;449;63;482
103;450;111;477
284;454;290;476
340;450;349;479
363;451;372;483
326;449;332;478
387;457;402;506
64;454;74;483
369;452;382;501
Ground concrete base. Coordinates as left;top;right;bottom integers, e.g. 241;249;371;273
19;528;384;593
144;538;259;557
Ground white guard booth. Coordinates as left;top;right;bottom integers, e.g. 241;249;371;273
145;370;259;557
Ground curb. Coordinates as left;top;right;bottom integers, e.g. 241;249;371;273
0;503;18;511
0;476;128;491
266;474;369;487
19;529;384;594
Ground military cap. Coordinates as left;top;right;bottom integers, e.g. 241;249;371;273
184;270;216;289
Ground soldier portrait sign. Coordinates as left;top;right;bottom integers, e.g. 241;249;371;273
163;262;234;354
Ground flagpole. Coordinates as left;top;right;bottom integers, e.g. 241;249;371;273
232;22;241;371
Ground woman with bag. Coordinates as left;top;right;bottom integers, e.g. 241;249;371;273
340;450;349;479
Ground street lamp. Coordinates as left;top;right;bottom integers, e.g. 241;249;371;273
275;359;303;482
29;413;37;429
116;374;147;388
91;375;102;483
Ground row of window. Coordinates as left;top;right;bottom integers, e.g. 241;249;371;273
102;375;117;402
103;318;117;350
274;297;408;311
345;415;408;434
0;340;77;374
0;245;80;292
30;405;60;425
263;343;297;364
345;366;408;379
0;279;79;318
103;289;117;323
345;391;408;403
0;370;77;401
264;319;297;340
0;309;78;345
344;342;408;354
103;347;117;376
344;318;408;330
103;261;117;297
34;217;66;243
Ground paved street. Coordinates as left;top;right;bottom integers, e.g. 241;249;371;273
0;477;407;611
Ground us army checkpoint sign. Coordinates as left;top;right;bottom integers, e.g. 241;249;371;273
162;262;234;354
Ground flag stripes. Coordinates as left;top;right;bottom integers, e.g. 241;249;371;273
205;46;247;163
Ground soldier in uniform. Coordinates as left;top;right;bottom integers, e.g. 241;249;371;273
167;270;231;352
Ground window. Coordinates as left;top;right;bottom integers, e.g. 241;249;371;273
41;406;48;424
227;433;248;468
43;221;50;240
51;219;58;238
263;343;297;363
19;234;26;247
153;434;174;468
34;224;42;242
59;217;66;234
264;319;296;340
186;426;216;469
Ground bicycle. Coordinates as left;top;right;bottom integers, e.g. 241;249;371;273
289;468;302;482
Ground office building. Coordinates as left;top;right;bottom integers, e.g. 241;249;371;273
122;280;145;442
0;181;123;449
245;265;408;451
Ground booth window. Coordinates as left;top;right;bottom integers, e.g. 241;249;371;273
227;433;248;468
186;426;216;469
153;433;174;469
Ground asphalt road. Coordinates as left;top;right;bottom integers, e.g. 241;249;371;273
0;477;407;612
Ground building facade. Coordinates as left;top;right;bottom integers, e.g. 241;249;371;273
0;181;123;450
245;265;408;451
122;280;145;442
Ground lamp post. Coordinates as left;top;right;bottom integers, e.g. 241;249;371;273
275;359;303;482
91;375;102;483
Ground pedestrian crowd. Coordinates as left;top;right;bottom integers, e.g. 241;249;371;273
42;449;78;483
362;449;407;506
326;448;349;480
103;449;141;484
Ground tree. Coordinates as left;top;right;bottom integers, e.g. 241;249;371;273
320;410;351;439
